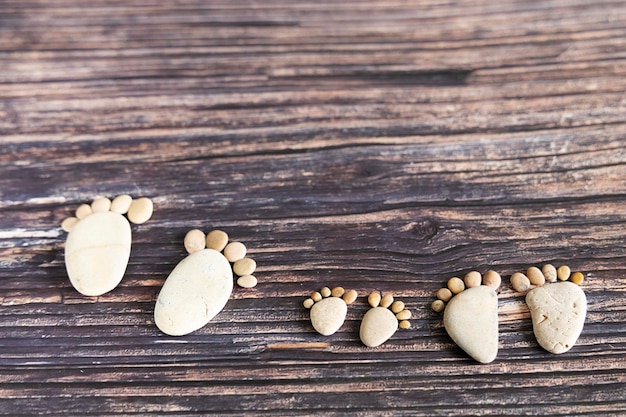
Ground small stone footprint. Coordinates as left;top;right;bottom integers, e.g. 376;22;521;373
154;229;258;336
511;264;587;354
61;195;154;296
432;270;501;364
304;287;358;336
360;292;411;347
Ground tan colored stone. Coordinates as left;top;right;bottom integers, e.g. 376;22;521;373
61;217;79;232
223;242;246;262
91;197;111;213
464;271;482;288
360;307;398;347
527;266;545;286
309;297;347;336
111;195;133;214
237;274;257;288
483;270;501;290
511;272;531;293
206;230;229;252
184;229;206;254
233;258;256;276
542;264;558;282
127;197;153;224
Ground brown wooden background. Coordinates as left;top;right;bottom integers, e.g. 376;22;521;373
1;0;626;415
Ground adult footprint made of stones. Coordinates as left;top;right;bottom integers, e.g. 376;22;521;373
431;270;501;364
61;195;154;296
304;287;358;336
154;229;258;336
511;264;587;354
360;292;411;347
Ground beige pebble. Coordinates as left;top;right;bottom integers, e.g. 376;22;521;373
483;270;501;290
110;194;133;214
542;264;558;282
223;242;246;262
527;266;545;286
184;229;206;254
511;272;531;293
320;287;331;297
437;288;452;302
431;299;445;313
570;272;584;285
399;320;411;329
311;291;322;302
154;249;233;336
331;287;345;298
61;217;79;232
75;203;93;219
233;258;256;276
464;271;482;288
380;293;394;308
303;298;314;309
443;285;499;364
237;274;257;288
391;301;405;313
396;309;411;320
310;297;348;336
127;197;153;224
557;265;571;281
91;197;111;213
65;212;131;296
360;306;398;347
368;292;382;308
526;281;586;354
447;277;465;294
342;289;358;304
206;230;229;252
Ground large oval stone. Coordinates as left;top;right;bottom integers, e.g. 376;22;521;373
360;307;398;347
443;285;499;364
310;297;347;336
65;211;131;296
154;249;233;336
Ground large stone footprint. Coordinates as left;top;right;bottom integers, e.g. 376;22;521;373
360;292;411;347
432;270;502;364
511;264;587;354
304;287;358;336
61;195;154;296
154;229;258;336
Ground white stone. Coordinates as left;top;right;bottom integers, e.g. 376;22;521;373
360;307;398;347
443;285;499;364
310;297;347;336
65;211;131;296
526;281;586;354
154;249;233;336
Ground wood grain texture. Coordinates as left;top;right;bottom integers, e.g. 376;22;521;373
1;0;626;415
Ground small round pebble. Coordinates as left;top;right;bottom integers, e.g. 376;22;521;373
399;320;411;329
223;242;246;262
368;292;382;307
464;271;482;288
437;287;452;302
542;264;558;282
184;229;206;254
127;197;153;224
527;266;545;286
233;258;257;276
483;270;502;290
320;287;331;297
570;271;584;285
380;293;394;308
391;301;405;313
206;230;229;252
331;287;345;298
447;277;465;294
557;265;571;281
61;217;79;232
431;299;445;313
237;275;257;288
111;195;133;214
511;272;531;292
91;197;112;213
75;204;93;219
311;291;322;302
396;310;411;320
342;289;358;304
303;298;314;309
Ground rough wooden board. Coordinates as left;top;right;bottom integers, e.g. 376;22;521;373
1;0;625;415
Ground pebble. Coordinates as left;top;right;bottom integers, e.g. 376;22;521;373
184;229;206;254
65;211;131;296
111;194;133;214
320;287;331;297
483;270;501;290
331;287;345;298
557;265;571;281
436;288;452;302
390;301;405;313
511;272;531;292
237;274;257;288
75;203;93;219
527;266;545;286
570;272;584;285
154;249;233;336
206;230;229;252
443;285;499;364
61;217;79;232
127;197;153;224
447;277;465;294
223;242;246;262
542;264;558;282
526;281;587;354
91;197;112;213
310;296;348;336
233;258;256;276
368;292;382;307
342;289;358;304
431;299;445;313
464;271;482;288
380;293;394;308
360;306;398;347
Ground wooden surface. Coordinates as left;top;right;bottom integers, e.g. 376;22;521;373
1;0;626;415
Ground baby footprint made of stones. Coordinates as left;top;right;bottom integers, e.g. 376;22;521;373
432;270;501;364
511;264;587;354
304;287;358;336
154;229;258;336
61;195;154;296
360;292;411;347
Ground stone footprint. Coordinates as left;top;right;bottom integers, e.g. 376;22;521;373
303;286;358;336
360;291;411;347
